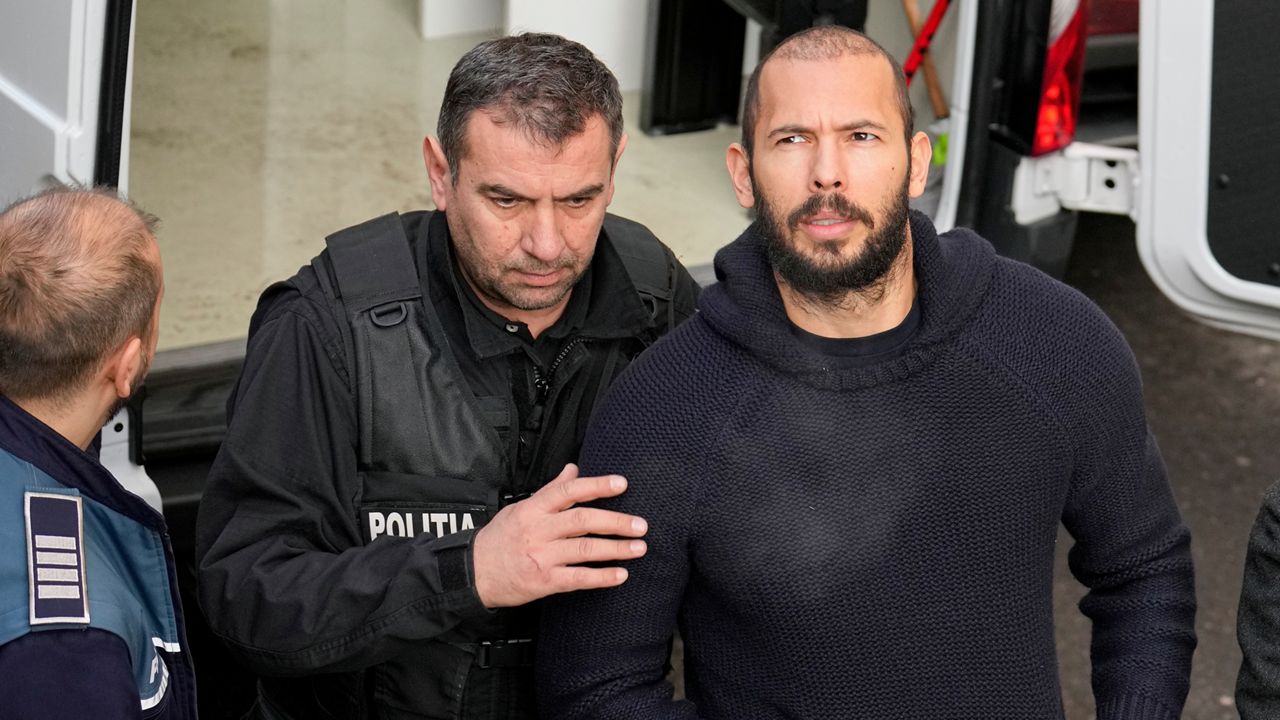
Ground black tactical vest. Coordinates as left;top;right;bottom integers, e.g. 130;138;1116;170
304;211;679;719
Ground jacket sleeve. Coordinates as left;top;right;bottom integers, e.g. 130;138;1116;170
537;355;705;720
1236;481;1280;717
0;628;141;719
1058;318;1196;720
194;288;491;677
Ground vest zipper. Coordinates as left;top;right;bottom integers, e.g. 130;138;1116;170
518;337;591;489
532;337;589;407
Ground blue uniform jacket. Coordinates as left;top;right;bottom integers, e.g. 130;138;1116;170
0;395;196;719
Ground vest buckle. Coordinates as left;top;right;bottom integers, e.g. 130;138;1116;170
475;638;535;669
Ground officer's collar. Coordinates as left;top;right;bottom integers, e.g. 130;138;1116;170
423;211;653;360
0;395;166;532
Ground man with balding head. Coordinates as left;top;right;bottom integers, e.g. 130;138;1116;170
538;26;1194;719
0;187;196;719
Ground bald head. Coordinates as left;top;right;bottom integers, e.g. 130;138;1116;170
0;187;162;403
741;25;914;156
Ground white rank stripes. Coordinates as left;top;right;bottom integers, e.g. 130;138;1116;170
25;492;90;624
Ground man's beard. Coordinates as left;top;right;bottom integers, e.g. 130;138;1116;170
449;215;588;314
472;255;583;312
756;173;911;308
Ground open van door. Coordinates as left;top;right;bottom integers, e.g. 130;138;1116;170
0;0;159;510
0;0;134;197
1138;1;1280;340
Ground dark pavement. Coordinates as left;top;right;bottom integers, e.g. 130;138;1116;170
1053;212;1279;719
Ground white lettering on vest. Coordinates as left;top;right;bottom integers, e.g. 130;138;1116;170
368;512;386;541
386;513;406;537
366;509;482;543
430;513;450;537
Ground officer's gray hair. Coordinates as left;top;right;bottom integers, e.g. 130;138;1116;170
741;25;914;157
0;186;161;403
437;33;624;182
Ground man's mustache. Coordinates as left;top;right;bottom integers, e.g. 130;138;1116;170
786;193;875;231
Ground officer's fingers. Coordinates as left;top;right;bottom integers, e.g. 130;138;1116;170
555;536;647;566
537;469;627;512
552;462;580;485
552;565;630;594
556;507;648;539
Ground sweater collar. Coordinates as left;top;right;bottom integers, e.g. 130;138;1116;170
699;210;995;390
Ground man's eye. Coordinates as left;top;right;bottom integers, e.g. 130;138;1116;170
852;131;879;142
563;197;590;209
492;197;518;209
778;135;807;145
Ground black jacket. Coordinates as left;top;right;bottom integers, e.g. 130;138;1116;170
1237;480;1280;717
195;211;697;719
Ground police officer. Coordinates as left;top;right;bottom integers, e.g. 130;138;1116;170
195;33;698;719
0;187;197;718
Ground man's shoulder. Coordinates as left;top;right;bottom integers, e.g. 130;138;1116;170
584;314;745;475
249;265;340;346
603;314;745;417
982;254;1126;347
601;213;676;286
966;255;1139;402
597;213;699;332
602;212;658;242
252;210;437;343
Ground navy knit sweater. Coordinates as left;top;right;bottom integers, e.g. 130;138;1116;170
537;212;1196;720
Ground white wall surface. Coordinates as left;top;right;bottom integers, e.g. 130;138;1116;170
503;0;652;92
419;0;502;39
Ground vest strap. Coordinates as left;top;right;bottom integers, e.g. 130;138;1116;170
324;213;420;313
320;213;508;477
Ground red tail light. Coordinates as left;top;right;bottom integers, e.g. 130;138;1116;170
1032;1;1089;156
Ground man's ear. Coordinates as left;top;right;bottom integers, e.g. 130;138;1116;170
907;131;933;199
605;132;629;205
726;143;756;209
424;136;452;212
105;336;145;400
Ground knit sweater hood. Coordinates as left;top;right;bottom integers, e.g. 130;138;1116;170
699;210;996;390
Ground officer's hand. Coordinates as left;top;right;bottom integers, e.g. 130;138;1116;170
472;463;647;608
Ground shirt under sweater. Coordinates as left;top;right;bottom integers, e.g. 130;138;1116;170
537;211;1196;720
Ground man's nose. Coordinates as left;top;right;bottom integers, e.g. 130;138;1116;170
811;141;844;191
522;203;565;262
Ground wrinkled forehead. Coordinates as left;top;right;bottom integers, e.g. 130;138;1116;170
756;53;902;134
458;111;617;192
461;108;614;163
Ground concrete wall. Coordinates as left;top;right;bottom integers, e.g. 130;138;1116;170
414;0;959;119
419;0;502;40
504;0;652;92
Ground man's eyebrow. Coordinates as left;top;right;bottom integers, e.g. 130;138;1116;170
475;183;605;202
477;183;531;201
767;120;892;138
767;124;813;138
554;184;605;202
839;120;890;133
